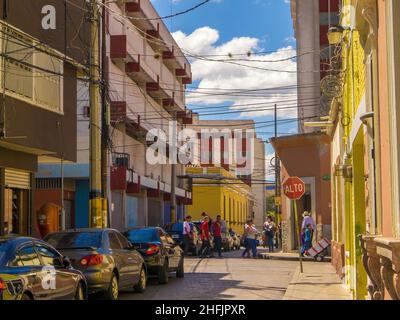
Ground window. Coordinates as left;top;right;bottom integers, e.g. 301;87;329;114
108;232;123;250
159;229;168;245
44;232;102;249
116;232;131;249
0;25;63;113
35;244;61;266
15;245;41;266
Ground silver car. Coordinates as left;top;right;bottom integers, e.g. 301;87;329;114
44;228;147;300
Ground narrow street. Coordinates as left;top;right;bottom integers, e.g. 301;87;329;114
119;249;298;300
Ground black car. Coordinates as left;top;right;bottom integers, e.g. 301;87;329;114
123;227;184;284
165;222;202;256
44;229;146;300
0;236;87;300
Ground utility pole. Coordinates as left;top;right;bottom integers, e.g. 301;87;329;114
274;103;278;217
89;0;104;228
170;114;177;223
101;0;110;227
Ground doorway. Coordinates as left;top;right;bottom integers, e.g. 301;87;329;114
4;188;29;235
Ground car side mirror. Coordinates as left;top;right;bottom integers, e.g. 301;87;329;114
62;256;71;268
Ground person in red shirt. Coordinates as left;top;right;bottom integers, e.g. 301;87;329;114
212;215;222;257
200;216;211;258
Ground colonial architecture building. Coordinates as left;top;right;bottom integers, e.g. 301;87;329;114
0;1;89;236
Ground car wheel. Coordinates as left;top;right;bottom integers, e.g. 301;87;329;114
104;273;119;300
134;266;147;293
75;282;85;300
21;293;32;300
176;256;184;278
158;260;169;284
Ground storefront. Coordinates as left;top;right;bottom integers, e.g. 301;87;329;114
0;167;33;236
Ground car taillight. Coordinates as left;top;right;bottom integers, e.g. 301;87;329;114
80;254;104;266
145;244;160;255
0;278;6;290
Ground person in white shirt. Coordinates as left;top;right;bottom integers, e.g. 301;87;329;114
242;219;258;258
183;216;192;255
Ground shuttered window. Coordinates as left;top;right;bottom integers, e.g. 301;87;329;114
0;24;63;113
4;169;31;189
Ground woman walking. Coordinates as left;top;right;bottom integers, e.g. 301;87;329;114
263;216;276;252
242;219;258;258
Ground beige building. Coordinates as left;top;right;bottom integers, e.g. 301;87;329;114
186;116;266;231
38;0;193;229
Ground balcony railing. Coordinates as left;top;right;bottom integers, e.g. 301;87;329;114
360;234;400;300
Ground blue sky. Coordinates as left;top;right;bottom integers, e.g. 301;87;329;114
151;0;297;176
152;0;294;51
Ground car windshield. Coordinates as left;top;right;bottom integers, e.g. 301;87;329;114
125;229;158;243
171;223;183;232
44;232;101;249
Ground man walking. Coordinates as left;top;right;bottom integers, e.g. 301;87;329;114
183;215;192;255
301;211;316;256
212;215;223;258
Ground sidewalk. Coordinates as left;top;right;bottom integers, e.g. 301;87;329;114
283;262;352;300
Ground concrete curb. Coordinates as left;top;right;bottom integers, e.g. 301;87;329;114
258;252;331;262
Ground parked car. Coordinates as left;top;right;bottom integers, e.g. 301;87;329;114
123;227;184;284
164;222;202;256
44;228;146;300
0;236;87;300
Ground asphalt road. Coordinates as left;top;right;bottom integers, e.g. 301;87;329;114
119;248;298;300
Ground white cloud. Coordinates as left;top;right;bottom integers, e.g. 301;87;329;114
172;27;298;119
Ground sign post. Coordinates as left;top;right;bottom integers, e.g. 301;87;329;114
283;177;306;273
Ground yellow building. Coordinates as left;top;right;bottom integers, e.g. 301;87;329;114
185;167;253;234
320;0;381;300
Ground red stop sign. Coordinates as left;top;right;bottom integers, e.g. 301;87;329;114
283;177;305;200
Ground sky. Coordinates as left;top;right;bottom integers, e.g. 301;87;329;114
151;0;297;179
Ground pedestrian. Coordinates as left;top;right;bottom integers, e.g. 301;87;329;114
200;216;212;258
263;216;276;252
242;219;258;258
301;224;313;256
201;212;213;231
212;215;223;258
300;211;316;256
183;215;192;255
241;220;251;258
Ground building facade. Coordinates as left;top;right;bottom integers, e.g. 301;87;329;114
0;1;89;236
291;0;340;133
185;117;266;231
321;0;400;300
36;0;192;231
270;0;339;253
270;133;331;252
186;167;252;234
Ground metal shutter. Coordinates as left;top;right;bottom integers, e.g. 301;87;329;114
4;169;31;189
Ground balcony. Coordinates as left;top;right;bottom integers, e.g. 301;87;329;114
123;0;191;79
111;164;192;203
110;100;149;141
109;33;186;112
360;234;400;300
